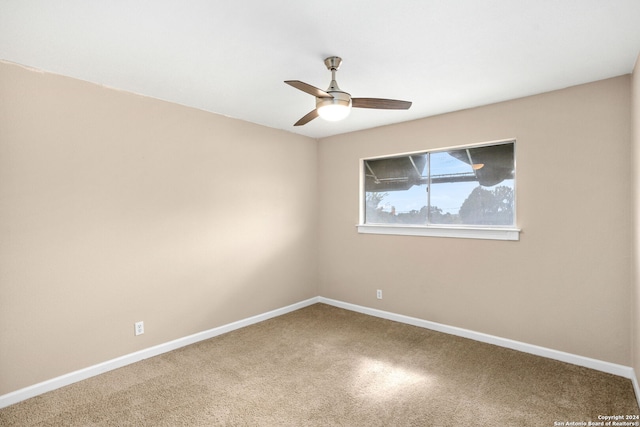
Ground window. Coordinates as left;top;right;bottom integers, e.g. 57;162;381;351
358;140;519;240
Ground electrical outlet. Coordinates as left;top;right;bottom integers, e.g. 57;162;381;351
134;321;144;336
376;289;382;300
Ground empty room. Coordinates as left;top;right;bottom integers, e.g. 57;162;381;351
2;1;640;425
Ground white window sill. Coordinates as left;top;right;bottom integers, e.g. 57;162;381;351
356;224;520;241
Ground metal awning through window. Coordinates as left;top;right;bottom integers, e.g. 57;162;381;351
364;143;514;192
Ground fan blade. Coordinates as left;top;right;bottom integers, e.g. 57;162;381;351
294;109;319;126
285;80;333;98
352;98;412;110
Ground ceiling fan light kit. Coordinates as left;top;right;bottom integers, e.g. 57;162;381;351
317;92;351;121
285;56;412;126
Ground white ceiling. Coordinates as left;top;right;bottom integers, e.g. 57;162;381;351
1;1;639;139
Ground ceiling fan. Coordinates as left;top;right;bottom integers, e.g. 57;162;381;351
285;56;412;126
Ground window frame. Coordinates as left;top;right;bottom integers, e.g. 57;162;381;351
357;139;520;241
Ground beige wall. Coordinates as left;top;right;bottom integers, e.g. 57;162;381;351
632;54;640;388
0;61;318;395
318;76;633;366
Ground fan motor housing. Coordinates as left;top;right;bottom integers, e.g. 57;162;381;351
316;90;351;109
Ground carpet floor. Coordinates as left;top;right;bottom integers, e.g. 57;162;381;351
1;303;638;426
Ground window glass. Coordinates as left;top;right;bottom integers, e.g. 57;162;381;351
364;154;428;224
363;141;515;227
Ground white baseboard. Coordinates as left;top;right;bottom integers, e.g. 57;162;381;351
0;297;320;409
2;295;638;411
319;297;637;381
